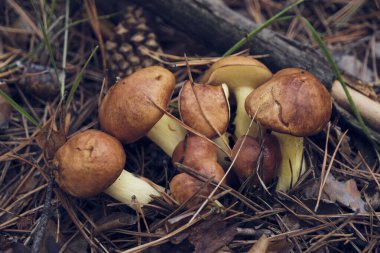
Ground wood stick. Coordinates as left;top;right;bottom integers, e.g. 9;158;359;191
131;0;335;87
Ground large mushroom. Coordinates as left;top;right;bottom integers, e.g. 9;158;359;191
54;130;162;209
99;66;186;157
245;68;332;191
201;56;272;138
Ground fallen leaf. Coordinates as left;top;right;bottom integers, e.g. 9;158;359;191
0;83;12;129
324;174;366;213
188;215;238;253
35;127;66;160
248;235;269;253
267;238;293;253
19;63;60;100
307;174;367;213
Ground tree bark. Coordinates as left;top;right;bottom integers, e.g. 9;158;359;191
131;0;335;88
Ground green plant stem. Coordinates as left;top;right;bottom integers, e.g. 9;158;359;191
61;0;70;97
223;0;305;57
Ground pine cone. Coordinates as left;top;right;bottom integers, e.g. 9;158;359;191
106;4;162;79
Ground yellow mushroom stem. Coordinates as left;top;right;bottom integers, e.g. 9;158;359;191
146;113;186;157
234;86;261;138
273;132;306;192
213;133;231;169
104;170;164;208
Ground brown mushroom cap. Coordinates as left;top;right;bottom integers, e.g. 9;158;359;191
54;130;126;198
201;56;272;89
245;68;332;136
172;135;217;167
231;134;281;184
179;81;230;138
170;158;226;208
99;66;176;143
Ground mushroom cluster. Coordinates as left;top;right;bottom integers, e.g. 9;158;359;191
53;56;332;211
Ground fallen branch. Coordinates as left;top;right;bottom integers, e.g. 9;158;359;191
130;0;335;87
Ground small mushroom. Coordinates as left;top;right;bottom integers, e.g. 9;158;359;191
231;134;281;185
54;130;162;208
172;134;217;167
179;80;230;139
202;56;272;138
245;68;332;191
170;159;226;208
170;135;227;208
99;66;186;156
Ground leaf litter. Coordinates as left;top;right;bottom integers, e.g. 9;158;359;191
0;0;380;252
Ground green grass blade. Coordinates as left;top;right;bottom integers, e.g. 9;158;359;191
61;0;70;97
300;17;377;149
0;89;42;129
65;45;99;112
223;0;305;57
31;0;62;97
47;0;57;26
0;11;121;73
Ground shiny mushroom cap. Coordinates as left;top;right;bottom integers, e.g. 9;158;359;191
99;66;176;143
54;130;126;198
231;134;281;184
172;134;217;167
245;68;332;136
179;81;230;138
170;158;226;208
201;55;272;89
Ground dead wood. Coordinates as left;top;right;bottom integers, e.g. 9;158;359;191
129;0;335;88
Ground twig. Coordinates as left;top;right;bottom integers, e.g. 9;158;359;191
31;174;54;253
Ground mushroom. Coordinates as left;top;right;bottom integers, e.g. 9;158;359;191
201;56;272;138
99;66;186;157
245;68;332;191
54;129;162;208
179;80;230;139
170;159;226;208
231;134;281;185
172;134;217;166
179;80;231;168
170;134;226;208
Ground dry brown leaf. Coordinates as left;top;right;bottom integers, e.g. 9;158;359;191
248;235;269;253
19;64;60;99
308;174;367;213
267;238;293;253
35;127;66;160
323;174;366;213
188;215;238;253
